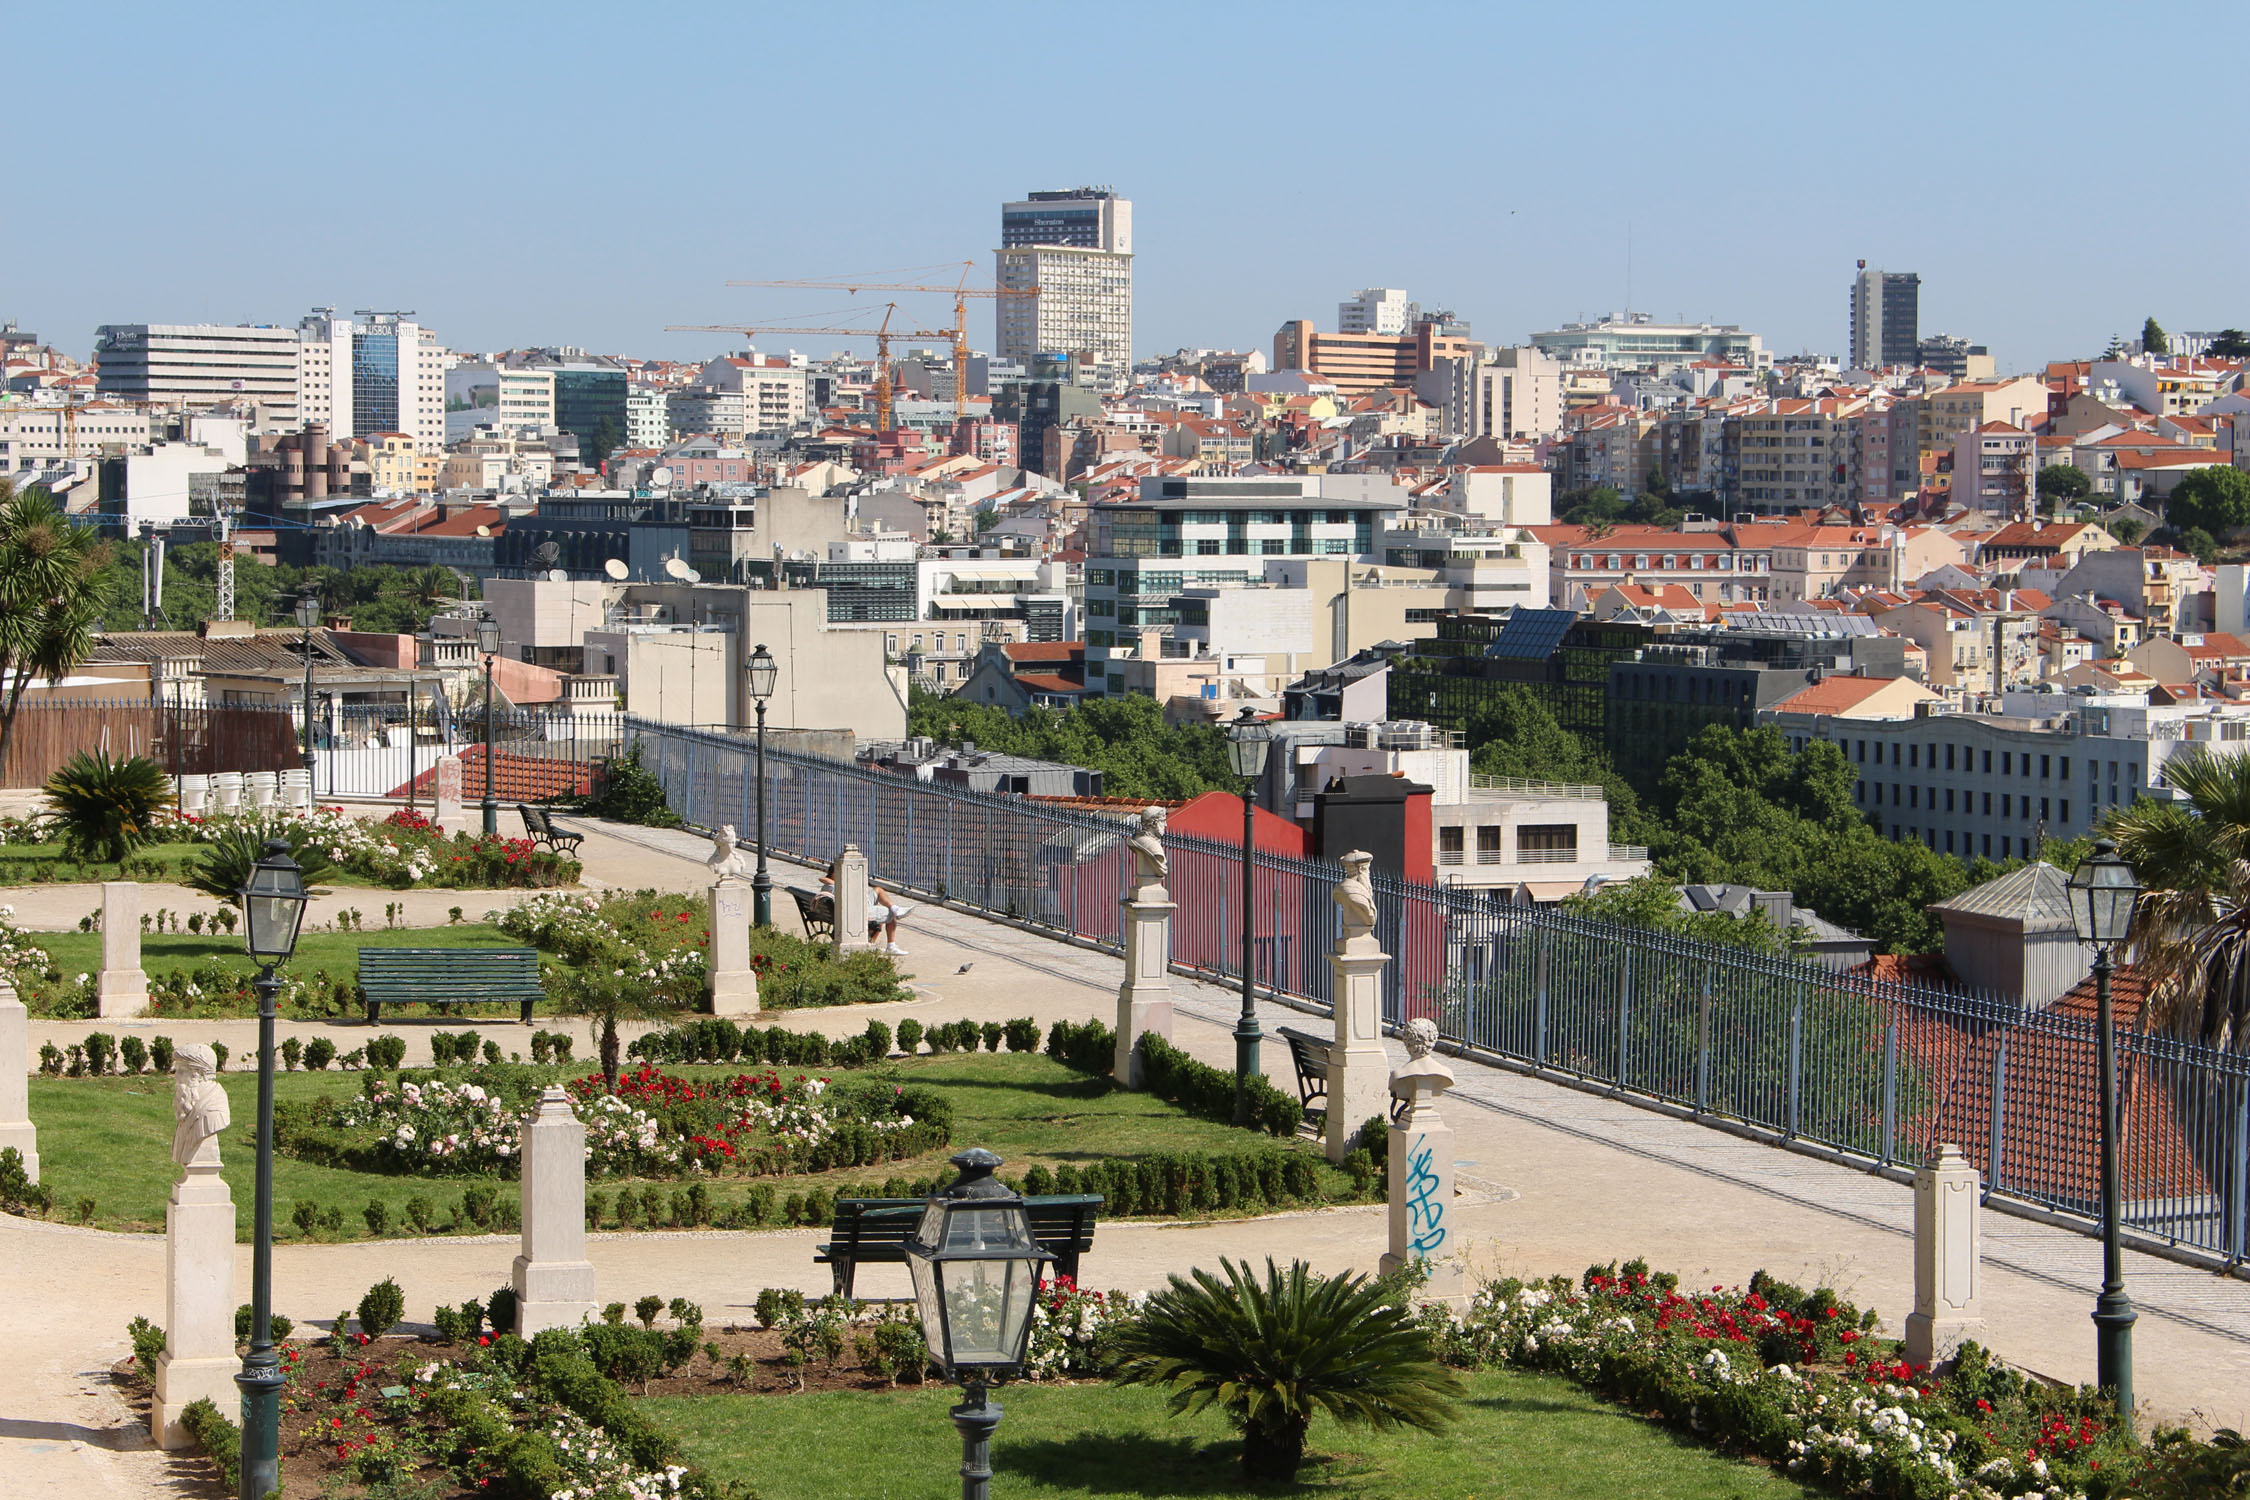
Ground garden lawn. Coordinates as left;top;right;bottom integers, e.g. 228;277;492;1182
651;1370;1823;1500
26;1052;1359;1238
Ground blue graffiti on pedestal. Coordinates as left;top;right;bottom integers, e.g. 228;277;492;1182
1405;1134;1446;1256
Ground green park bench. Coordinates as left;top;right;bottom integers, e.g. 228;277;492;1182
358;947;545;1026
814;1194;1104;1298
515;803;585;856
1277;1023;1409;1125
786;886;837;943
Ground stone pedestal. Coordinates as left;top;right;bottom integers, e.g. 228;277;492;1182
151;1166;236;1448
832;844;874;954
1904;1142;1984;1369
1325;938;1392;1163
0;983;35;1183
512;1086;596;1335
707;876;759;1017
433;755;465;833
1113;883;1175;1087
97;882;148;1019
1380;1022;1463;1299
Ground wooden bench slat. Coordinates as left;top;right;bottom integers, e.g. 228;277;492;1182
815;1194;1104;1296
358;947;544;1025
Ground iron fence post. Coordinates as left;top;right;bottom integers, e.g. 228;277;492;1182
1986;1038;2009;1204
2228;1073;2249;1265
1613;952;1634;1093
1694;983;1712;1116
1785;1000;1803;1138
1533;935;1549;1068
1881;1020;1899;1166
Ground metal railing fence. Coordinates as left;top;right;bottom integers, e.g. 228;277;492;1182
627;716;2250;1265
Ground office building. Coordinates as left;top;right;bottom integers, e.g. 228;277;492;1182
1528;313;1765;372
1918;334;1993;381
1849;264;1920;370
1272;319;1479;396
93;323;302;420
995;187;1132;384
552;363;630;464
1338;289;1414;336
297;309;447;453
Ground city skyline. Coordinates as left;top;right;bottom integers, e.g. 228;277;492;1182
8;3;2247;372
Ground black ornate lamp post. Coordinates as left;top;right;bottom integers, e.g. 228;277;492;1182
234;839;308;1500
905;1149;1052;1500
2065;838;2143;1430
748;642;777;928
1226;706;1272;1128
477;615;501;836
295;593;320;799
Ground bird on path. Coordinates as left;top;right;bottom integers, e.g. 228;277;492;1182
956;962;974;974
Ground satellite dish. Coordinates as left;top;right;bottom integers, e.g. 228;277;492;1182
684;567;703;583
652;467;673;487
533;540;561;566
475;524;491;537
603;557;630;581
663;557;691;580
546;568;568;583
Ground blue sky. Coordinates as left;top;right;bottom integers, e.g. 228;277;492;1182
10;2;2246;373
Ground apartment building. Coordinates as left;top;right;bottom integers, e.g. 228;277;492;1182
1730;397;1862;511
680;355;807;437
1919;376;2048;457
1848;265;1920;370
1272;319;1479;396
444;363;556;441
0;401;155;471
93;322;303;420
1338;288;1414;335
626;386;669;449
1529;313;1766;372
1953;422;2038;516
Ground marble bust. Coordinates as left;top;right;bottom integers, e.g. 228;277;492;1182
1333;850;1379;947
1127;806;1169;886
171;1044;230;1171
707;825;752;880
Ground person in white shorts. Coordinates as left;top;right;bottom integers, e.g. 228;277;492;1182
821;860;913;956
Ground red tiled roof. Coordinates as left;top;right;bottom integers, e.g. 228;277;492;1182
1769;675;1909;715
387;747;595;804
1001;642;1083;664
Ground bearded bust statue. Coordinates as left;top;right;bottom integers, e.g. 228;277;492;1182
170;1043;230;1171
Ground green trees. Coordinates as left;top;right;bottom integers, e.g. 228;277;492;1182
1107;1257;1461;1481
2108;517;2147;546
1462;685;1648;841
0;482;112;765
587;416;621;468
904;691;1235;800
2165;467;2250;541
41;750;175;864
2036;464;2092;506
2109;749;2250;1048
2210;330;2250;359
2143;317;2170;356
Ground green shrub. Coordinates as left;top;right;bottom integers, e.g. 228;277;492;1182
150;1035;174;1073
896;1017;924;1054
178;1398;241;1489
864;1018;892;1057
127;1314;166;1378
980;1020;1005;1051
363;1199;390;1236
574;741;680;827
304;1036;336;1070
356;1276;405;1339
1003;1017;1041;1052
119;1035;148;1074
82;1031;115;1075
41;750;176;864
1046;1017;1116;1074
1136;1032;1301;1137
291;1200;319;1237
233;1305;293;1344
487;1285;518;1335
210;1041;228;1071
365;1034;408;1068
279;1036;302;1071
184;822;334;909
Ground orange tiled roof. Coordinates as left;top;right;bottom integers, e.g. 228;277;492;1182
387;747;595;804
1768;675;1906;715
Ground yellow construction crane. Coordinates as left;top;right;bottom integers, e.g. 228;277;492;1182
725;262;1037;421
666;303;949;433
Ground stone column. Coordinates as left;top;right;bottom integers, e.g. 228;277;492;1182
433;754;465;832
708;876;759;1017
153;1045;235;1449
97;881;148;1019
1113;880;1175;1088
832;844;874;954
0;981;35;1183
1325;853;1392;1163
1904;1142;1984;1369
512;1086;596;1335
1380;1018;1463;1299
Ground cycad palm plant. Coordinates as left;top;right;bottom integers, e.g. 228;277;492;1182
1107;1257;1461;1481
0;481;112;766
2109;748;2250;1049
184;823;334;906
42;750;175;864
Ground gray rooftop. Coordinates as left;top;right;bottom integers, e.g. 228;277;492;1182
1928;862;2075;928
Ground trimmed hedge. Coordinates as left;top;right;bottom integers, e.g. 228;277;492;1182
1134;1033;1303;1138
1020;1146;1337;1215
1044;1017;1115;1074
179;1398;242;1490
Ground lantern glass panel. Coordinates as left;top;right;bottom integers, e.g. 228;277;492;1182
241;857;307;960
937;1254;1039;1368
477;618;501;653
748;645;778;700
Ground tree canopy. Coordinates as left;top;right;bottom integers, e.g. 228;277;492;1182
0;482;112;761
2036;464;2092;504
905;690;1237;801
2165;467;2250;540
2143;317;2170;356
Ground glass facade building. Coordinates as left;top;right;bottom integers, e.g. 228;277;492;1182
350;331;400;436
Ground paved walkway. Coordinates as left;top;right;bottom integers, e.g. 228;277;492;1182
7;812;2250;1497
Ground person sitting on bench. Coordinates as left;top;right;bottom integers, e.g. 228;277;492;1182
822;858;913;956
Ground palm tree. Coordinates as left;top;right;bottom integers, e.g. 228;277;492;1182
1107;1257;1461;1481
42;749;175;864
404;565;458;612
2108;748;2250;1049
0;481;113;767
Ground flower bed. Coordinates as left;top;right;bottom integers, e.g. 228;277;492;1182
498;890;908;1008
292;1063;948;1183
183;806;579;890
1429;1258;2167;1500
